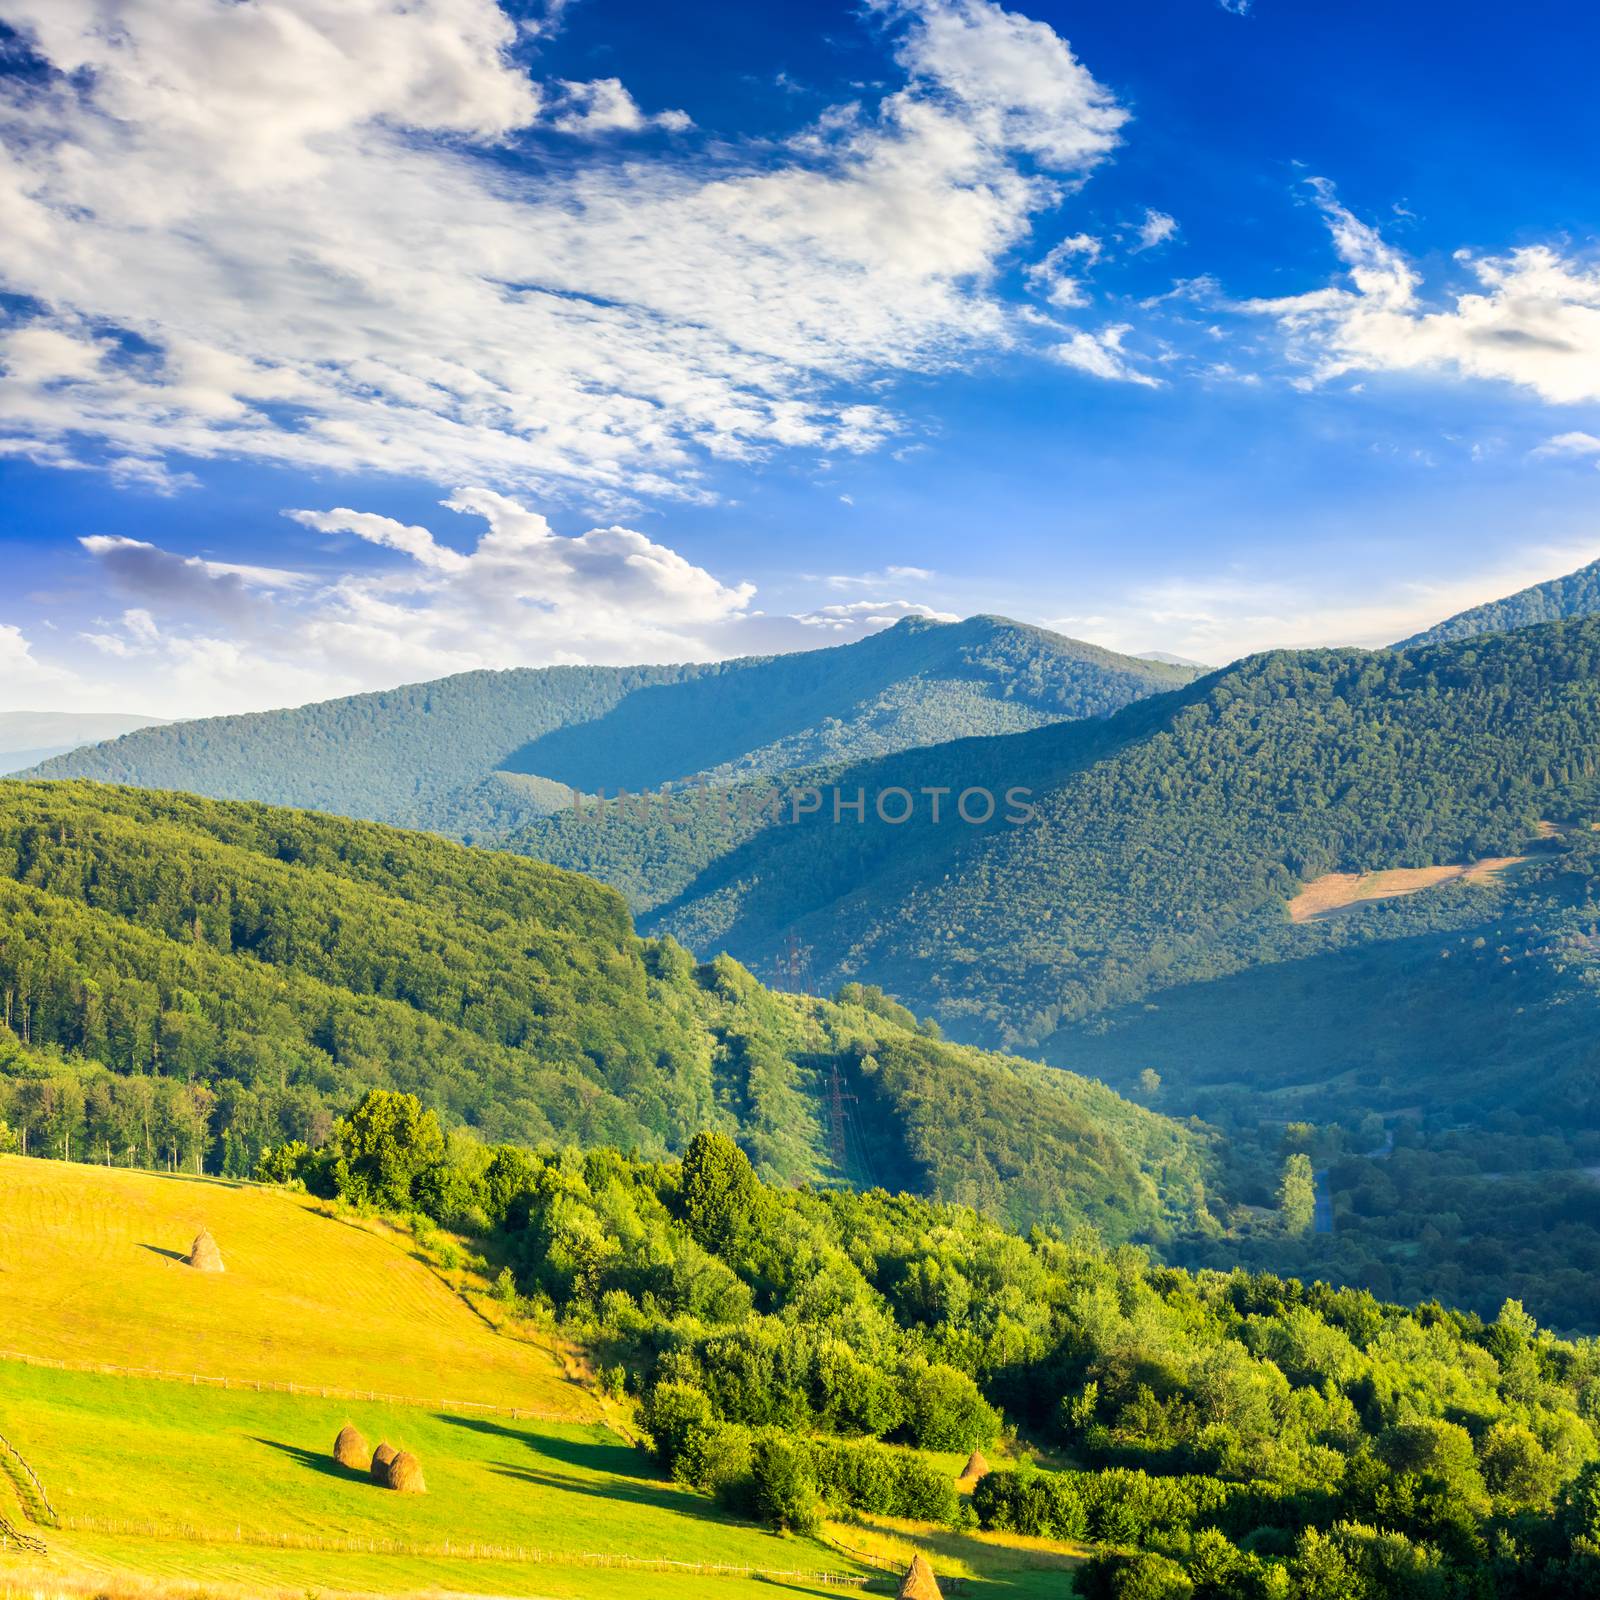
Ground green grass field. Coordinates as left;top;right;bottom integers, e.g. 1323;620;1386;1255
0;1158;1082;1598
0;1361;861;1598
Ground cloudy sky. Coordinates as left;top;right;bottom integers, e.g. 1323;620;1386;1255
1;0;1597;716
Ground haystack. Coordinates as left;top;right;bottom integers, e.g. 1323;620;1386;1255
186;1229;225;1272
333;1424;370;1471
370;1442;397;1484
956;1448;990;1486
384;1450;426;1494
898;1554;943;1600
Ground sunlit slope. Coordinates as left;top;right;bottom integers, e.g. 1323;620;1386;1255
0;1363;858;1600
0;1157;589;1414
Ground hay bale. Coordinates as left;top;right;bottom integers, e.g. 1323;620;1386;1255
333;1424;370;1470
956;1448;990;1486
370;1442;397;1484
186;1229;225;1272
898;1554;943;1600
384;1449;426;1495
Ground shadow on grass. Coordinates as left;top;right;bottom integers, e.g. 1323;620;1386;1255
490;1463;761;1528
252;1437;378;1487
436;1412;643;1478
138;1243;188;1263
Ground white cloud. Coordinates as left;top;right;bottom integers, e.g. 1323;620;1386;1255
1218;1;1253;15
1132;208;1178;251
824;566;937;589
0;622;71;691
552;78;692;136
883;0;1128;169
1246;180;1600;404
1024;232;1100;308
286;509;470;572
1533;431;1600;462
793;598;959;630
1050;324;1161;386
41;491;960;716
0;0;1132;501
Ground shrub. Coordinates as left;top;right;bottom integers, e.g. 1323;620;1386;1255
806;1438;960;1524
900;1361;1000;1453
749;1432;822;1534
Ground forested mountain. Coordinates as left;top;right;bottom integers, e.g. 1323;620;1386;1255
1398;553;1600;647
23;617;1196;846
0;711;162;775
647;620;1600;1105
0;780;1209;1243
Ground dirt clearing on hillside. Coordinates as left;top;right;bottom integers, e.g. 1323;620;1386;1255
1288;856;1529;923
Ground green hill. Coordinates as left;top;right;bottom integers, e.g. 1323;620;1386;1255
22;617;1196;857
0;780;1208;1243
646;619;1600;1101
1397;553;1600;647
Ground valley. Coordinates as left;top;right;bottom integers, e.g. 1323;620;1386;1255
10;572;1600;1597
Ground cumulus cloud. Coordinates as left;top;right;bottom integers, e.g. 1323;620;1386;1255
792;598;959;630
285;509;471;572
1533;431;1600;462
1025;232;1101;308
0;0;1132;501
883;0;1127;168
0;622;70;688
1246;180;1600;404
48;491;958;715
552;78;692;136
1049;324;1160;386
1132;209;1178;251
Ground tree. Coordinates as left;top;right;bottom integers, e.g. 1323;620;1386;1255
1480;1421;1557;1512
331;1089;445;1209
1277;1153;1316;1237
901;1361;1000;1452
749;1432;821;1534
1137;1068;1162;1100
680;1130;760;1255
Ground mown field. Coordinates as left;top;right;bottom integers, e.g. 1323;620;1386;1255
0;1155;589;1413
0;1158;1084;1599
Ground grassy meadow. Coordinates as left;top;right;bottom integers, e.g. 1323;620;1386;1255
0;1156;1086;1597
0;1361;861;1598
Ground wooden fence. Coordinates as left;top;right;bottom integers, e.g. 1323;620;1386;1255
0;1348;570;1422
0;1512;47;1558
0;1429;55;1527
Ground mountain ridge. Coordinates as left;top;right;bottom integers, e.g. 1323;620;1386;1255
23;616;1198;848
1396;552;1600;647
645;619;1600;1092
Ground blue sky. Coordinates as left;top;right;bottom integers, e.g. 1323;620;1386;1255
1;0;1597;716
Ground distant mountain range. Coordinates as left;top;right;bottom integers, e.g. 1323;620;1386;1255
1395;553;1600;647
644;617;1600;1135
24;559;1600;1150
0;711;162;775
23;615;1197;834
